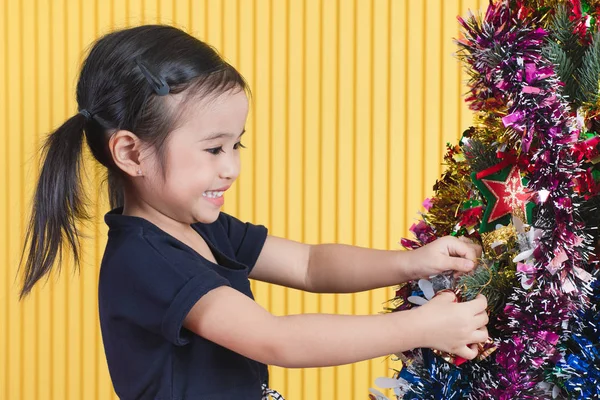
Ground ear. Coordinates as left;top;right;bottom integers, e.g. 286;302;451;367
108;130;146;177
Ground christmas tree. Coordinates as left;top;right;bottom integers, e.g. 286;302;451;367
370;1;600;399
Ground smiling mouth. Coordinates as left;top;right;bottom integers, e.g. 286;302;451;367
202;191;224;198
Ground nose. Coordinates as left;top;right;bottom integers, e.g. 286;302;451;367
219;151;240;181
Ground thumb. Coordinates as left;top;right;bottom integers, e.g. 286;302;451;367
448;255;476;273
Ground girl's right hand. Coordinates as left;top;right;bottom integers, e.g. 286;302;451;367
414;291;489;360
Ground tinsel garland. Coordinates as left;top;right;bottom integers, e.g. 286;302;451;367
550;274;600;399
371;1;600;399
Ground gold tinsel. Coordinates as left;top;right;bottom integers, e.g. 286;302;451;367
472;112;508;144
481;224;518;259
425;146;473;235
471;111;525;151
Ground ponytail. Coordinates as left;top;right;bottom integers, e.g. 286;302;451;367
19;113;89;298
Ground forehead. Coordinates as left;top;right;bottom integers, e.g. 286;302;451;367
173;88;249;136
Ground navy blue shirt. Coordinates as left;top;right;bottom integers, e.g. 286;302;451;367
99;207;269;399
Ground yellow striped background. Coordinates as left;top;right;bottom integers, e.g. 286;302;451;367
0;0;485;398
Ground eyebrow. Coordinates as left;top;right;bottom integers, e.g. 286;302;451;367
201;129;246;142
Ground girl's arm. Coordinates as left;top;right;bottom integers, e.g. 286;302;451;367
249;235;481;293
183;286;488;368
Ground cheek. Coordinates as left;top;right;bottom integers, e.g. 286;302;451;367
233;151;242;172
164;153;214;191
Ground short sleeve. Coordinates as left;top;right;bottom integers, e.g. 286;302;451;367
100;235;231;346
217;212;268;269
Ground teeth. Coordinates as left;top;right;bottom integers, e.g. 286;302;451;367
202;191;224;198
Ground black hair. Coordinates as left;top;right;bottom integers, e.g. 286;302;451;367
19;25;248;298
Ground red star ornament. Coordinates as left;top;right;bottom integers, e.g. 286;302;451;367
481;166;533;222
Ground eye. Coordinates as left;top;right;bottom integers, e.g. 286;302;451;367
206;146;224;155
233;141;246;150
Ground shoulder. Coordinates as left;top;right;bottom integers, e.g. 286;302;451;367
194;212;267;248
100;227;202;283
193;212;268;268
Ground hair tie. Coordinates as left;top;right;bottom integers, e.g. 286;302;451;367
79;109;92;120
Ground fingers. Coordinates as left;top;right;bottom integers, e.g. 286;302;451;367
426;292;490;361
458;236;471;243
473;243;483;258
454;329;488;360
432;290;457;302
455;345;479;360
472;327;489;343
473;309;489;327
444;242;479;273
468;343;479;354
458;236;483;258
450;241;477;261
449;256;476;273
451;237;479;259
465;294;488;314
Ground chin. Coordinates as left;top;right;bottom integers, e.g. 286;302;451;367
193;211;221;224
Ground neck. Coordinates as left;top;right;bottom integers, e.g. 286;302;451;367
121;185;192;236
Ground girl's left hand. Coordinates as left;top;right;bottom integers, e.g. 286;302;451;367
403;236;482;280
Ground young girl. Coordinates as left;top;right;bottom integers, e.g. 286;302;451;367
19;25;488;399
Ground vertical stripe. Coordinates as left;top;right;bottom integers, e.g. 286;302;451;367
48;2;55;397
458;0;464;139
318;0;336;397
268;0;287;393
18;0;25;395
5;0;17;394
62;0;70;397
402;0;410;287
336;0;356;396
421;0;427;203
439;0;445;177
285;0;305;394
385;0;394;387
267;0;274;321
32;0;41;395
78;0;86;393
2;0;8;392
1;0;8;396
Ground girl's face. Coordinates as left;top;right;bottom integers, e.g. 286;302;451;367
142;88;248;224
